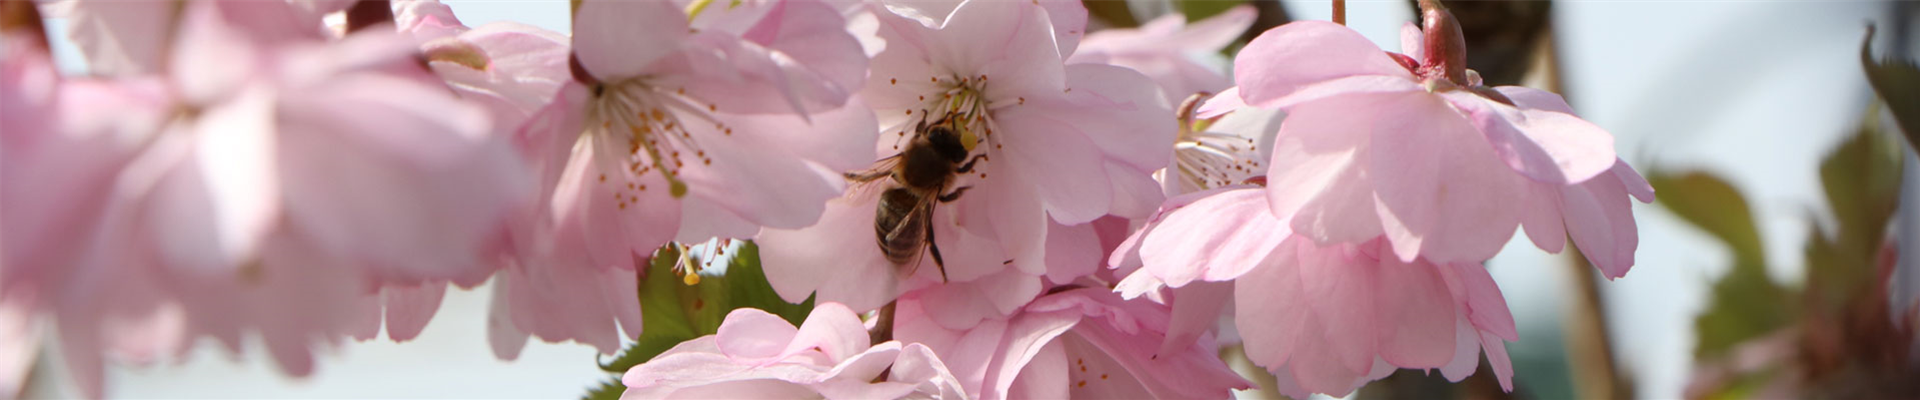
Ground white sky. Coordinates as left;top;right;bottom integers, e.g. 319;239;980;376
19;1;1918;399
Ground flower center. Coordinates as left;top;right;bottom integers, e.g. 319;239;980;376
901;74;991;148
1171;94;1261;190
587;79;731;205
883;73;1003;180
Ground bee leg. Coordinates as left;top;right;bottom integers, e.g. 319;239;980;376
926;221;950;283
954;154;988;173
937;186;972;203
843;169;891;182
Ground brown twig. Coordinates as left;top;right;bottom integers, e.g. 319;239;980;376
345;0;393;33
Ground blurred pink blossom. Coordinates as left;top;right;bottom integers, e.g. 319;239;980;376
6;1;533;391
620;303;967;399
1;32;183;400
1070;5;1255;105
892;287;1249;400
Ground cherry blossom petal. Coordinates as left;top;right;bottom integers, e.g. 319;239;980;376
0;299;35;398
1195;86;1243;118
1267;93;1385;244
1296;243;1379;373
988;109;1111;225
148;90;280;275
1372;255;1456;368
1451;263;1518;341
963;155;1048;273
1481;331;1515;391
486;276;530;360
1437;317;1484;381
676;102;877;229
169;1;261;104
1494;85;1576;114
757;196;901;312
1160;281;1231;357
1562;162;1643;279
712;0;867;112
395;0;467;39
1038;63;1176;173
782;303;871;362
1398;22;1423;60
61;0;173;75
1140;188;1288;286
1248;74;1422;111
924;0;1064;96
910;269;1043;330
1171;5;1256;51
1234;20;1413;106
1043;220;1101;285
1440;90;1617;184
1033;0;1087;57
381;283;446;342
572;0;687;80
277;72;518;281
1105;162;1164;219
1369;92;1521;263
1520;182;1569;253
1234;244;1306;371
716;308;801;361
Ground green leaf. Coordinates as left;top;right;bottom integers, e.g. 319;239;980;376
1647;171;1768;267
1084;0;1138;28
1176;0;1246;22
720;242;815;326
1862;25;1920;151
1649;171;1797;357
1692;259;1795;358
581;379;624;400
1805;121;1903;309
598;241;813;373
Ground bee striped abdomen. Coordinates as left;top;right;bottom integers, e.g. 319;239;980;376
875;187;928;265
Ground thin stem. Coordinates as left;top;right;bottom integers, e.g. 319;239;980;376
0;0;48;51
1332;0;1346;26
345;0;393;33
869;301;897;346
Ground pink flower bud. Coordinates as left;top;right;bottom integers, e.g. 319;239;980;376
1418;0;1469;85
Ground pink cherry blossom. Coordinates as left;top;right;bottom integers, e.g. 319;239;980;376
397;0;571;134
1069;5;1255;105
501;0;873;354
54;0;325;76
892;286;1249;400
1226;8;1650;271
1161;92;1283;196
757;0;1173;318
7;0;533;386
1112;187;1517;397
138;1;524;284
380;0;572;350
620;303;966;399
1;32;186;399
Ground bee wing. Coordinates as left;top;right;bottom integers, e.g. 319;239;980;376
842;155;903;200
890;193;942;281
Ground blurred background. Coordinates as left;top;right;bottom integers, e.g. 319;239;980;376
17;0;1920;398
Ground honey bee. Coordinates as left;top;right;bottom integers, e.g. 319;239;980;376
844;111;985;282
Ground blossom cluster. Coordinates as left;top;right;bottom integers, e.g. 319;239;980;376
0;0;1649;398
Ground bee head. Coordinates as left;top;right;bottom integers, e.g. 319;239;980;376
924;125;971;164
